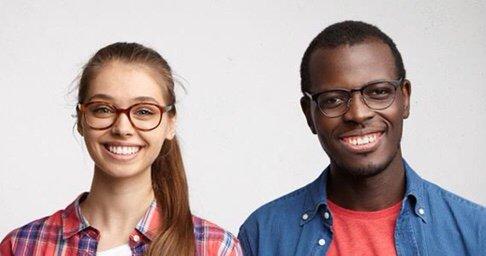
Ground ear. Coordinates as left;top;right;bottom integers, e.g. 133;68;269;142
401;79;412;119
166;115;177;140
300;96;317;134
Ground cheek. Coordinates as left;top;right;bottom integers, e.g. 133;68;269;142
82;130;106;160
314;117;339;148
83;130;101;146
379;107;405;143
383;103;405;126
149;135;165;152
143;129;169;153
142;134;167;166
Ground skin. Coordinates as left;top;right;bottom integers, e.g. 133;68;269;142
301;39;411;211
77;61;175;250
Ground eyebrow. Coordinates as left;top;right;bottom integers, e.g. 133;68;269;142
87;94;161;104
87;94;113;102
132;96;160;104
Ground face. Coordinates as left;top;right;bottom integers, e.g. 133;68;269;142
301;39;411;177
78;61;175;178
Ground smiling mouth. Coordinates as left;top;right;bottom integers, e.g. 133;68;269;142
340;132;383;153
103;144;142;159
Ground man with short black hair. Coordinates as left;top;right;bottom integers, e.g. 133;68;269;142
238;21;485;256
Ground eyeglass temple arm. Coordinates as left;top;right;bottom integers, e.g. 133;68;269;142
164;105;174;112
303;91;315;100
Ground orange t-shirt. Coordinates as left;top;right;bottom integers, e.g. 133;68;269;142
326;200;402;256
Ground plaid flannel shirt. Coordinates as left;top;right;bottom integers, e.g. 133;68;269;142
1;193;242;256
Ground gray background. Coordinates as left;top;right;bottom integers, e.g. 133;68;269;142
1;0;485;237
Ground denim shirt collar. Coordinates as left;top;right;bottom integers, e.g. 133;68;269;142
301;159;428;226
402;160;428;223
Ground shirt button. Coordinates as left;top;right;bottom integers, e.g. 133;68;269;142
302;213;309;220
418;208;425;215
324;212;330;219
318;239;326;246
132;234;140;242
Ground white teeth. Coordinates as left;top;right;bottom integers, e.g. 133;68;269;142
345;133;378;146
107;145;140;155
368;135;376;143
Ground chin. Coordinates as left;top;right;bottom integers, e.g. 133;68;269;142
95;163;148;179
338;160;388;177
332;152;396;178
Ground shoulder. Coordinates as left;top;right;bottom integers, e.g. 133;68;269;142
240;182;311;230
237;182;314;256
421;179;486;237
192;216;242;256
422;179;485;216
193;216;238;242
405;162;485;222
419;179;486;253
0;211;64;254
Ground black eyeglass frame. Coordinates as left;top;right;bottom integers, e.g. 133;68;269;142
77;101;174;131
303;77;404;118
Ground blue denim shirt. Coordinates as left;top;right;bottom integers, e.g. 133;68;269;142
238;160;485;255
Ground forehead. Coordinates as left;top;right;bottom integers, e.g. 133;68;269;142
87;61;168;105
308;39;397;92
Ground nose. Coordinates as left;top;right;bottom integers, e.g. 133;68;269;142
342;93;374;124
111;112;135;136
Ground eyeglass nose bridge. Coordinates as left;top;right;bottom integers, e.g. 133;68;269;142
344;88;368;110
111;106;138;130
112;105;167;131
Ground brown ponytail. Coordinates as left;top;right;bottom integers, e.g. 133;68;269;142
148;137;195;255
77;42;195;255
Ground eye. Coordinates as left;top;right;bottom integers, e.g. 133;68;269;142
93;106;113;114
88;103;115;118
135;108;155;116
370;88;390;95
365;83;394;100
318;94;346;109
325;97;342;105
131;105;160;120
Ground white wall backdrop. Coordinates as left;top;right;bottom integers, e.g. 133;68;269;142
1;0;485;237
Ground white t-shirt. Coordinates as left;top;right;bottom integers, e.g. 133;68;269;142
97;244;132;256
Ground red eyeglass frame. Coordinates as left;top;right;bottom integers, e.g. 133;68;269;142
77;101;174;131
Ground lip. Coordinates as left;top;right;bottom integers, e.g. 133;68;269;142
338;130;384;154
101;142;145;161
338;127;385;138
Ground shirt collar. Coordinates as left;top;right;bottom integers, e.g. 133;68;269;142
301;167;329;225
61;192;162;241
61;192;91;239
133;199;162;241
301;159;428;225
402;160;428;223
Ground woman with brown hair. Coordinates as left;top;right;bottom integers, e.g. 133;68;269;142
0;42;241;256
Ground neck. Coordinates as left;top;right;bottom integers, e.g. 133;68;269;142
327;152;405;211
80;166;154;234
